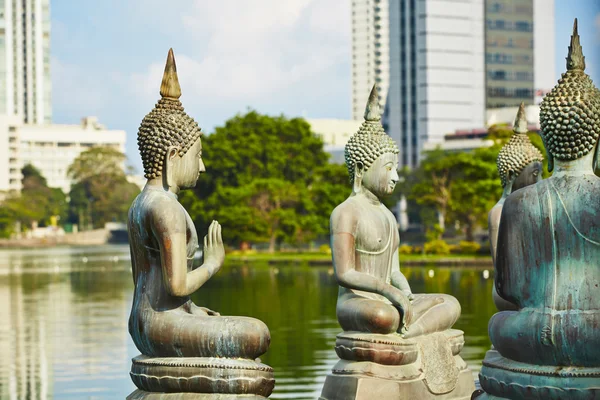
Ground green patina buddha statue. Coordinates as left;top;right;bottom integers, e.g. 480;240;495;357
320;86;474;400
476;19;600;400
127;49;274;399
488;103;543;311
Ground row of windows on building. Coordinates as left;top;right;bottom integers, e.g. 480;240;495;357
486;36;533;49
487;69;533;82
487;87;534;98
486;19;533;32
486;52;532;65
487;1;533;15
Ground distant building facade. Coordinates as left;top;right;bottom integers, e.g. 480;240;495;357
485;0;555;108
0;116;126;194
423;104;542;153
385;0;486;169
383;0;554;168
351;0;390;121
307;118;363;164
0;0;52;124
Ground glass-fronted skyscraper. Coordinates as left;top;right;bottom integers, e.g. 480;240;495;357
485;0;555;108
485;0;535;108
0;0;51;125
384;0;554;168
385;0;486;168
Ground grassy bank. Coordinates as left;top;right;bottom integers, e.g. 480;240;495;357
227;251;492;267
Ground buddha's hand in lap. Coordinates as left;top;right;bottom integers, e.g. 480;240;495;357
387;288;413;329
203;220;225;276
190;303;221;316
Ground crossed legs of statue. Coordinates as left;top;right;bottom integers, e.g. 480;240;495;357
337;292;461;337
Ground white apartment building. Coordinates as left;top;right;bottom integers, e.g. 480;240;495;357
351;0;390;120
0;114;23;191
307;118;363;164
0;116;126;194
0;0;52;124
385;0;486;168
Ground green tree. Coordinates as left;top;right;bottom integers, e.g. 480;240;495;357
67;147;140;228
407;147;502;241
181;111;348;249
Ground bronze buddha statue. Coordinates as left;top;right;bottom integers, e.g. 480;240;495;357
127;49;274;399
476;20;600;400
320;85;474;400
488;103;543;311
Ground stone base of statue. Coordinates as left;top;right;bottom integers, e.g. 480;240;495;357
319;329;475;400
473;350;600;400
127;355;275;399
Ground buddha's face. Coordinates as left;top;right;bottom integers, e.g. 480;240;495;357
512;161;542;192
170;138;205;189
361;152;400;198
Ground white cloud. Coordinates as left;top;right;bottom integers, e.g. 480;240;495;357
130;1;350;102
51;1;351;172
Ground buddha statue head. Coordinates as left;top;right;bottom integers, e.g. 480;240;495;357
137;48;204;191
539;19;600;172
345;85;400;198
496;103;544;192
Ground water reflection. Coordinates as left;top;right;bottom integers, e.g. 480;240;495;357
0;246;494;399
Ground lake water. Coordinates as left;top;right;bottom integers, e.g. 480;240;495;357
0;245;495;399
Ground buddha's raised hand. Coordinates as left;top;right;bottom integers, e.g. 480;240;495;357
203;220;225;276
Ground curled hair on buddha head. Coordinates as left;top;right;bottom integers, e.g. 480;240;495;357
539;19;600;165
345;84;399;184
137;48;203;179
497;103;544;188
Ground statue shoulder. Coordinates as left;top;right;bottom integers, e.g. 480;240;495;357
501;183;542;224
330;197;359;234
138;189;187;228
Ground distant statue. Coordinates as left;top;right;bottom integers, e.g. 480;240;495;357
127;49;274;399
320;85;474;400
488;103;543;311
476;19;600;400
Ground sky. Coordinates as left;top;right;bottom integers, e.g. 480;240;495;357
50;0;600;174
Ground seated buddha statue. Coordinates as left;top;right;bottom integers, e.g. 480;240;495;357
126;49;273;398
488;103;543;311
477;20;600;400
320;85;474;400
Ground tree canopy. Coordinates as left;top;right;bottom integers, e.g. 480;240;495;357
401;126;549;241
67;146;140;228
181;111;349;251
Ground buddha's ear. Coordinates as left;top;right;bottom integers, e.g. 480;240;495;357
355;161;364;178
593;140;600;174
540;133;553;173
353;162;364;193
163;146;179;189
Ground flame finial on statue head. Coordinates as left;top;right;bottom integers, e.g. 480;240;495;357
160;48;182;99
567;18;586;71
513;102;528;134
364;84;381;122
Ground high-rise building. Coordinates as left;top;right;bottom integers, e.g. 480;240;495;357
0;0;52;124
384;0;555;168
385;0;486;168
351;0;390;121
485;0;555;108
